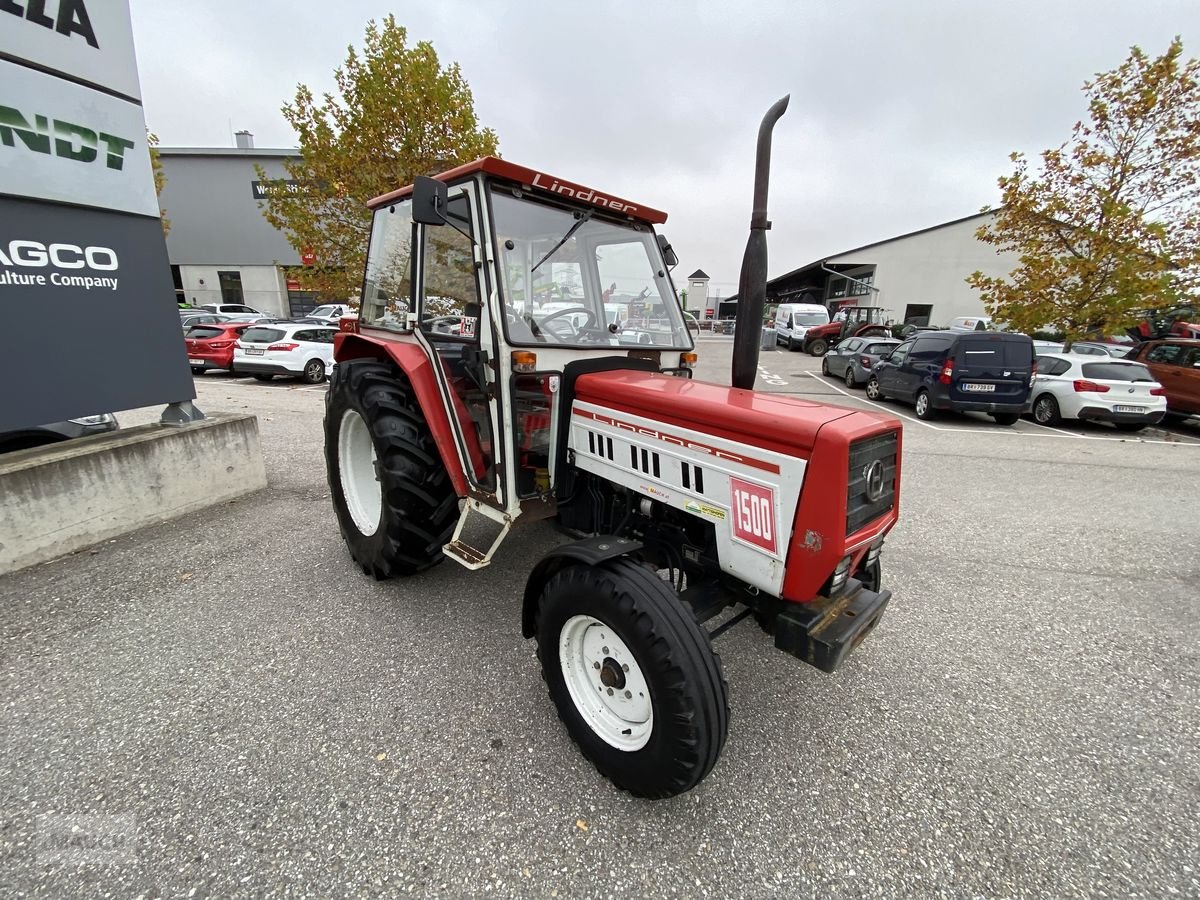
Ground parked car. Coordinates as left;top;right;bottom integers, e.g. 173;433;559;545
866;331;1035;424
822;336;900;387
1065;341;1134;359
180;313;231;330
947;316;997;332
303;304;356;325
221;313;279;324
1028;354;1166;431
898;324;942;339
0;414;118;454
1124;338;1200;421
775;302;831;350
202;303;267;317
232;323;338;384
185;322;254;374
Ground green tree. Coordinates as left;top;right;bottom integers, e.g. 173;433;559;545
969;38;1200;341
148;130;170;236
257;15;499;300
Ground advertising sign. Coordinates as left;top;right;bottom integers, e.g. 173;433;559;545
0;0;142;100
0;197;195;429
0;59;158;216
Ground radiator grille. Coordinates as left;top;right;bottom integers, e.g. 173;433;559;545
846;431;898;536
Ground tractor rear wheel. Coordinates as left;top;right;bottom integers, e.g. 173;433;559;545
324;359;458;578
535;559;729;799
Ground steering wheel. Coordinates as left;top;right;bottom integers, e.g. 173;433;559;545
537;306;597;340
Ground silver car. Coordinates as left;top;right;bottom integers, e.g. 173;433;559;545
822;336;901;387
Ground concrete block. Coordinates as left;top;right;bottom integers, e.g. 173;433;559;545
0;414;267;575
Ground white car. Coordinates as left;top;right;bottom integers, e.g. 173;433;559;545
202;303;267;317
232;323;338;384
1065;341;1135;359
303;304;355;325
1030;353;1167;432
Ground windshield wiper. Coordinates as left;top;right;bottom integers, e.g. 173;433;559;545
531;210;592;273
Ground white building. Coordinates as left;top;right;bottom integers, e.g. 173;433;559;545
764;211;1017;327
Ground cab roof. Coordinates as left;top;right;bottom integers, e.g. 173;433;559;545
367;156;668;225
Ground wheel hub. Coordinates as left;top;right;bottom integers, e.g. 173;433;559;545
599;657;626;689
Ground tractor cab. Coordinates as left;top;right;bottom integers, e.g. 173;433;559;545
339;158;695;564
834;306;890;340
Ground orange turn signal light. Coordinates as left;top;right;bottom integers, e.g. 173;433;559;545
512;351;537;373
680;352;698;368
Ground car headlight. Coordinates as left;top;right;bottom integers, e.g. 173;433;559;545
68;414;116;426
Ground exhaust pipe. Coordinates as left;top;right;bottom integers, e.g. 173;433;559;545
731;94;790;391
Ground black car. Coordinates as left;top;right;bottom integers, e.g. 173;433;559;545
0;414;118;454
865;331;1035;425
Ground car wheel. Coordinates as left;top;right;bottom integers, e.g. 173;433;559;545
1032;393;1061;427
865;377;885;401
821;357;830;376
191;366;204;376
844;366;857;388
914;389;936;420
535;559;729;799
303;359;326;384
991;413;1019;426
787;337;796;352
253;374;274;382
808;339;828;357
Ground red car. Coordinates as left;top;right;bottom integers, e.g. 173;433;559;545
185;322;252;374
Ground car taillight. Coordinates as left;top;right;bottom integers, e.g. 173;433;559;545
267;342;299;352
938;358;954;384
1150;387;1166;396
210;340;233;349
860;356;873;367
1073;379;1110;393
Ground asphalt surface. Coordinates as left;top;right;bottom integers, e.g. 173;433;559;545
1;340;1197;898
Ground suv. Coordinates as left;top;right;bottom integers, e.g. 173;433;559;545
232;323;338;384
1124;339;1200;421
866;331;1035;424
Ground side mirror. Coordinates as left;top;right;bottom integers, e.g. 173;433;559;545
656;234;678;268
412;176;448;226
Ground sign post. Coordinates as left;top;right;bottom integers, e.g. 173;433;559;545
0;0;197;432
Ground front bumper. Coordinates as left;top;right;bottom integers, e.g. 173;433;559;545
1077;405;1165;425
769;578;891;673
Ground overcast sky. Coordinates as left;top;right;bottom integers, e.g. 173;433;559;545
129;0;1198;299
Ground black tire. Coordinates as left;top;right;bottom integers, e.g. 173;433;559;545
787;336;796;351
535;559;729;799
303;358;326;384
914;389;936;420
325;359;458;578
820;357;830;376
991;413;1019;426
1031;393;1061;427
191;366;204;376
1114;422;1146;433
808;339;828;357
865;377;885;401
844;366;857;388
253;373;274;382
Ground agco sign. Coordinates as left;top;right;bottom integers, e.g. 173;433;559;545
0;239;120;290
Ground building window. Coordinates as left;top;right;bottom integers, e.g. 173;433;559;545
848;271;874;296
218;270;244;304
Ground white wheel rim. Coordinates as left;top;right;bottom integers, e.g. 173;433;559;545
916;394;928;415
338;409;381;537
559;615;653;752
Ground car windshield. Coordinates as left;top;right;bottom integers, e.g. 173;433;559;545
186;327;224;339
794;312;829;325
242;327;285;344
1081;361;1154;382
311;306;338;317
489;187;690;349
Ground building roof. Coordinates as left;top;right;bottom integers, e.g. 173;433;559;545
159;147;299;158
688;269;710;280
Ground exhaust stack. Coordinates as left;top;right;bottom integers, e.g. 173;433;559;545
731;94;789;391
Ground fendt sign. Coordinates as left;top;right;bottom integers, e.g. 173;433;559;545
0;0;194;431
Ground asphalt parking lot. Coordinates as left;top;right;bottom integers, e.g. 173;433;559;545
2;341;1198;898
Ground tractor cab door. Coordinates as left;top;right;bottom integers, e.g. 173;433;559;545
417;184;502;503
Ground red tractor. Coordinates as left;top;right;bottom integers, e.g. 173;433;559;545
324;99;902;798
801;306;893;357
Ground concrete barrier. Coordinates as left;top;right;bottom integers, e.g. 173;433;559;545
0;414;267;575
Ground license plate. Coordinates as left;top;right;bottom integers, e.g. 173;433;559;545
961;383;995;393
1114;405;1144;414
188;358;204;365
246;347;265;356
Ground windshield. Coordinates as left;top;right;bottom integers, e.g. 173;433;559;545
310;305;338;317
794;312;828;325
489;187;691;348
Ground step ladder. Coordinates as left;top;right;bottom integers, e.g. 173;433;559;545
443;500;512;570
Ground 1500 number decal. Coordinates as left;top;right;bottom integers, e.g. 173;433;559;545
730;477;777;555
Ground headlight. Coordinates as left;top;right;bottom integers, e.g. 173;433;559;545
68;414;116;426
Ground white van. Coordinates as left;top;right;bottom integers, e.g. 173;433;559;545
775;303;830;349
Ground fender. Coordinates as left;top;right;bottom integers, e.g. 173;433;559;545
335;333;484;498
521;536;643;638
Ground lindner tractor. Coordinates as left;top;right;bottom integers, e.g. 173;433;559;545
324;97;902;798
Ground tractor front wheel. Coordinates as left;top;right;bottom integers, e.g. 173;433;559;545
324;359;458;578
535;559;729;799
808;339;828;357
